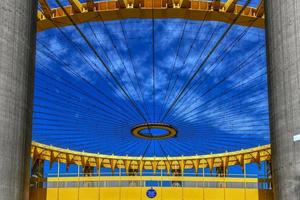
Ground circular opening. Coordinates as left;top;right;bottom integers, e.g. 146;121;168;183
131;123;177;140
140;128;169;136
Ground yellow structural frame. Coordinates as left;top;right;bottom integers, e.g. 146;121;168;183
31;141;271;174
36;0;265;32
33;0;269;175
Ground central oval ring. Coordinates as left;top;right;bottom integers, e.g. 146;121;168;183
131;123;177;140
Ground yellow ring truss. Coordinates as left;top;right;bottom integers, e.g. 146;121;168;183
131;123;177;139
31;141;271;174
34;0;268;173
37;0;265;32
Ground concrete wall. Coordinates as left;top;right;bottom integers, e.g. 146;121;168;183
0;0;37;200
264;0;300;199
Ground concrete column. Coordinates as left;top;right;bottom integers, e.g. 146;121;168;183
265;0;300;199
0;0;37;200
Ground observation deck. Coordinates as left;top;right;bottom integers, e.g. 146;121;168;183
30;142;273;200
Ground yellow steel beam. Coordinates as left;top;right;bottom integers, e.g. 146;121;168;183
35;0;265;30
37;11;45;21
31;141;271;173
256;0;264;17
36;7;264;32
223;0;238;13
38;0;52;18
68;0;83;13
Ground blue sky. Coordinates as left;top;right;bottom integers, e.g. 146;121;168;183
34;0;269;158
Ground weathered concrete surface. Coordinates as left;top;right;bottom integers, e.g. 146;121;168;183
0;0;37;200
265;0;300;199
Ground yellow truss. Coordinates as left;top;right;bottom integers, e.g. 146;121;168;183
36;0;265;32
31;141;271;174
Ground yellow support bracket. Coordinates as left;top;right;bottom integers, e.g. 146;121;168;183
66;154;75;172
81;156;88;167
37;11;45;21
152;161;158;174
207;158;214;173
164;160;171;175
139;160;144;175
237;154;245;171
110;159;118;174
222;157;229;171
50;151;60;169
124;160;131;174
68;0;83;13
192;160;199;174
38;0;52;18
95;157;103;169
223;0;238;13
256;0;264;17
